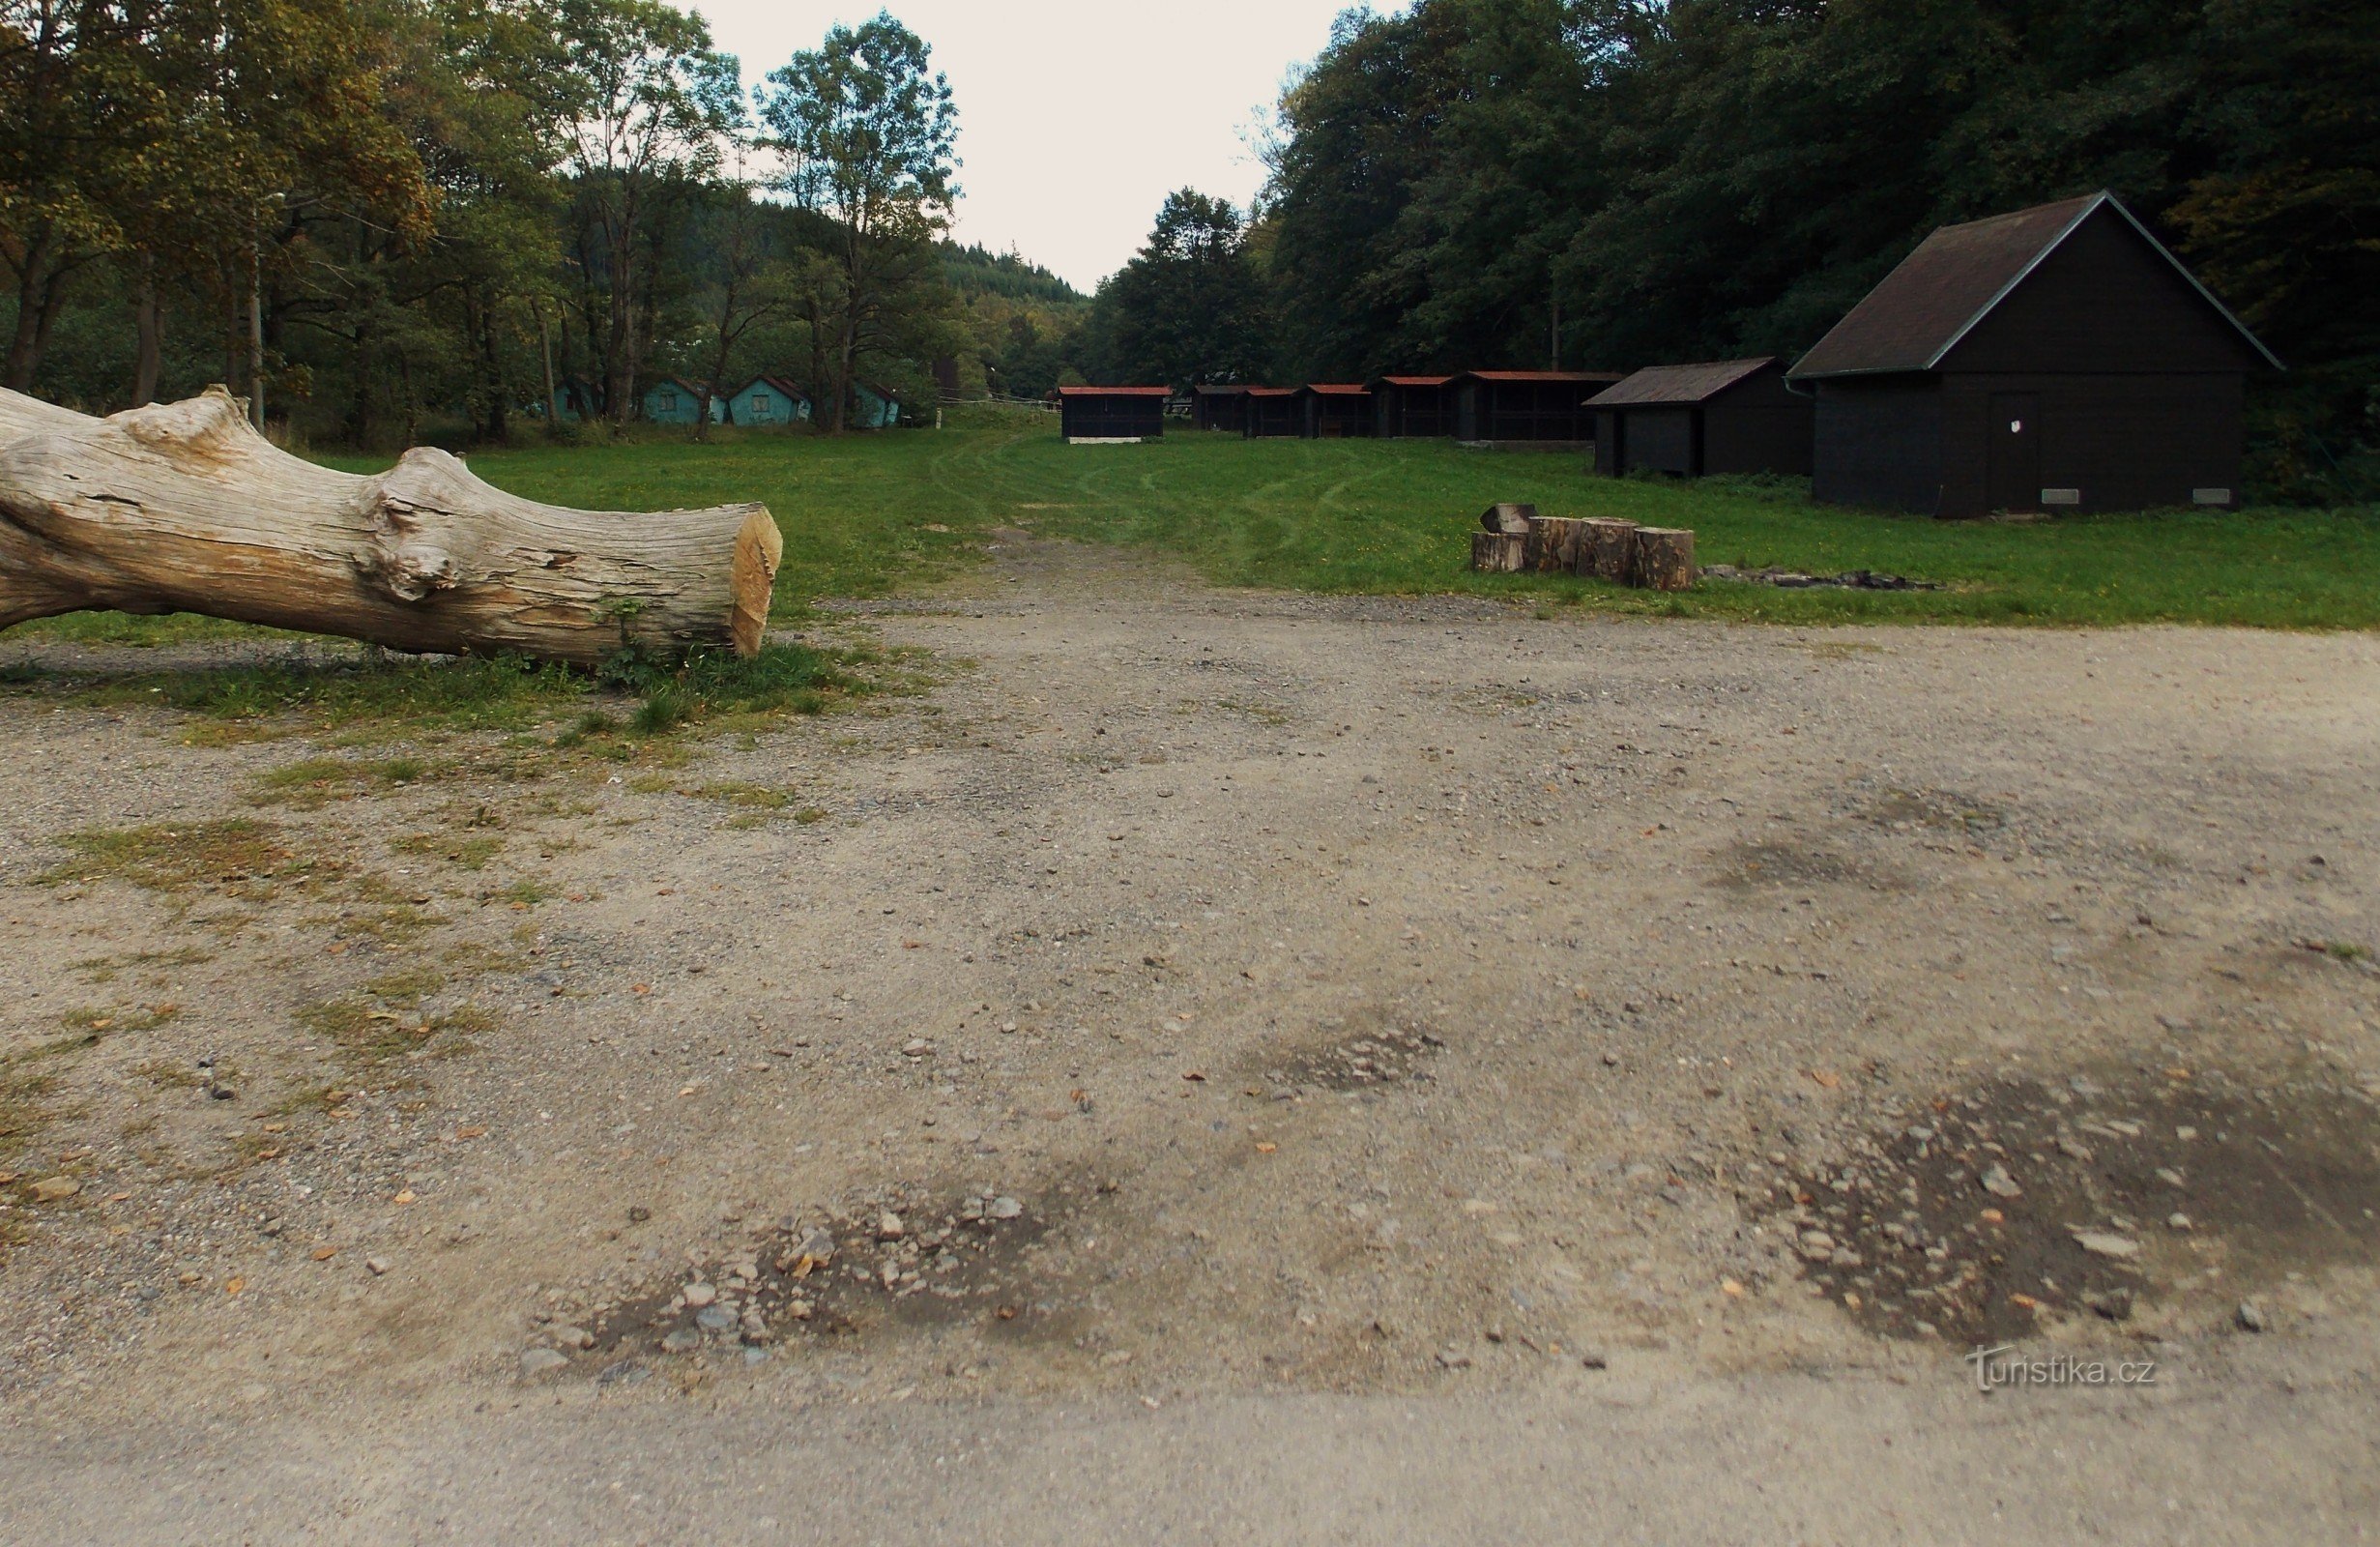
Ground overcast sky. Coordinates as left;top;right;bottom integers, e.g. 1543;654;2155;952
689;1;1384;292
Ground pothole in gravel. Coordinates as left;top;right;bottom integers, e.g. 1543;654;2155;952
1863;787;2005;836
1267;1021;1444;1094
1755;1064;2380;1345
572;1179;1120;1376
1712;839;1877;890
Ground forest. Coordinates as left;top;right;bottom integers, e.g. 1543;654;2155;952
5;0;2374;491
0;0;1086;444
1082;0;2378;498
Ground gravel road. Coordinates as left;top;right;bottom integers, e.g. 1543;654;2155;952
2;537;2375;1542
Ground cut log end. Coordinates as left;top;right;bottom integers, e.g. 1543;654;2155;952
730;508;785;657
1470;531;1526;573
1630;526;1698;591
1580;518;1639;582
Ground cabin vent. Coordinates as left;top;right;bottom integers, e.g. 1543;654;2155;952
2191;488;2232;506
2041;488;2081;506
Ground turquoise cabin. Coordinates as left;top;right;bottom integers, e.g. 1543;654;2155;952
724;375;813;427
642;377;723;425
851;380;903;429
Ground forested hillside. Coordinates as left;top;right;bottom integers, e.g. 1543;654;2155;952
1087;0;2378;494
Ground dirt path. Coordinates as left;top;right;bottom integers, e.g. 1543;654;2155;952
3;539;2377;1541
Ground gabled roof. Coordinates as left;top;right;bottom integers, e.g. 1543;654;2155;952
1055;385;1172;397
1587;358;1779;408
1244;386;1299;397
646;376;708;395
1370;374;1456;388
727;374;809;400
1789;191;2281;379
1300;383;1371;396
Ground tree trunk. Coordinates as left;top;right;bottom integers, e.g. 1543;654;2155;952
533;296;558;434
0;386;781;664
1470;531;1526;572
1629;526;1697;591
1525;516;1586;572
4;227;70;393
131;258;163;407
1580;518;1638;581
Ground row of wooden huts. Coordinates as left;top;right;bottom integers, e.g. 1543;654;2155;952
537;375;905;429
1065;191;2280;518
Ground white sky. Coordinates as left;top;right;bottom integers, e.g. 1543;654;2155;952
689;1;1384;292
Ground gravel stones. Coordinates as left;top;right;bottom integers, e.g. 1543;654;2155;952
1979;1163;2022;1199
2069;1229;2139;1260
2236;1300;2269;1333
519;1347;568;1376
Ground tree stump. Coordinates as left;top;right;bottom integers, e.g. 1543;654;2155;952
1470;530;1526;572
0;386;781;664
1629;526;1698;591
1480;502;1536;535
1579;518;1638;582
1524;515;1587;572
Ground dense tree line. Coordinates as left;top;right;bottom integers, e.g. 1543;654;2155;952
1088;0;2377;492
0;0;1014;443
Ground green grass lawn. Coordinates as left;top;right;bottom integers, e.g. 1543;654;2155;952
17;404;2380;645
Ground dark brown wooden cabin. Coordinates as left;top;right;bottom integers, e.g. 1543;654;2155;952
1588;358;1813;479
1242;387;1303;438
1451;370;1622;445
1057;385;1170;443
1787;191;2280;516
1369;375;1457;437
1300;383;1374;439
1192;384;1250;432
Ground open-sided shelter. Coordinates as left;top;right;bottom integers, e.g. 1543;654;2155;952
1588;359;1812;479
1242;387;1303;438
724;376;812;427
1057;386;1170;443
1787;191;2279;516
1299;384;1374;439
1192;384;1250;432
1451;370;1622;445
1369;375;1457;437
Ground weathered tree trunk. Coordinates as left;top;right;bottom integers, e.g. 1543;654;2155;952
1480;501;1535;535
1525;515;1586;572
1471;531;1526;572
1629;526;1698;591
1580;518;1638;582
0;386;781;665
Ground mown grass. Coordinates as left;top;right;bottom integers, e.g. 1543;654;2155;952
4;407;2373;639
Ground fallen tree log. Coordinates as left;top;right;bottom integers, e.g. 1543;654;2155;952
0;386;781;666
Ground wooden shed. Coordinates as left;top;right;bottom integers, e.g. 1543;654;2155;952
1058;386;1170;443
1787;191;2280;516
850;380;903;429
1299;384;1374;439
1242;387;1303;439
1369;375;1456;437
1192;384;1250;432
1451;370;1622;446
641;377;723;425
1587;359;1812;479
723;375;812;427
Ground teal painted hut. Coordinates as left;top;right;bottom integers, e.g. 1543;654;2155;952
642;377;723;425
724;375;812;427
851;380;903;429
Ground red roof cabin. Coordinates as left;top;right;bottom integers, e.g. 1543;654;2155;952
1058;385;1172;444
1299;383;1375;439
1242;387;1303;439
1787;191;2279;516
1368;374;1457;437
1451;369;1622;446
1587;358;1813;479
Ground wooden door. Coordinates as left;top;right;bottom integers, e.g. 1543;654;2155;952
1988;393;2041;512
